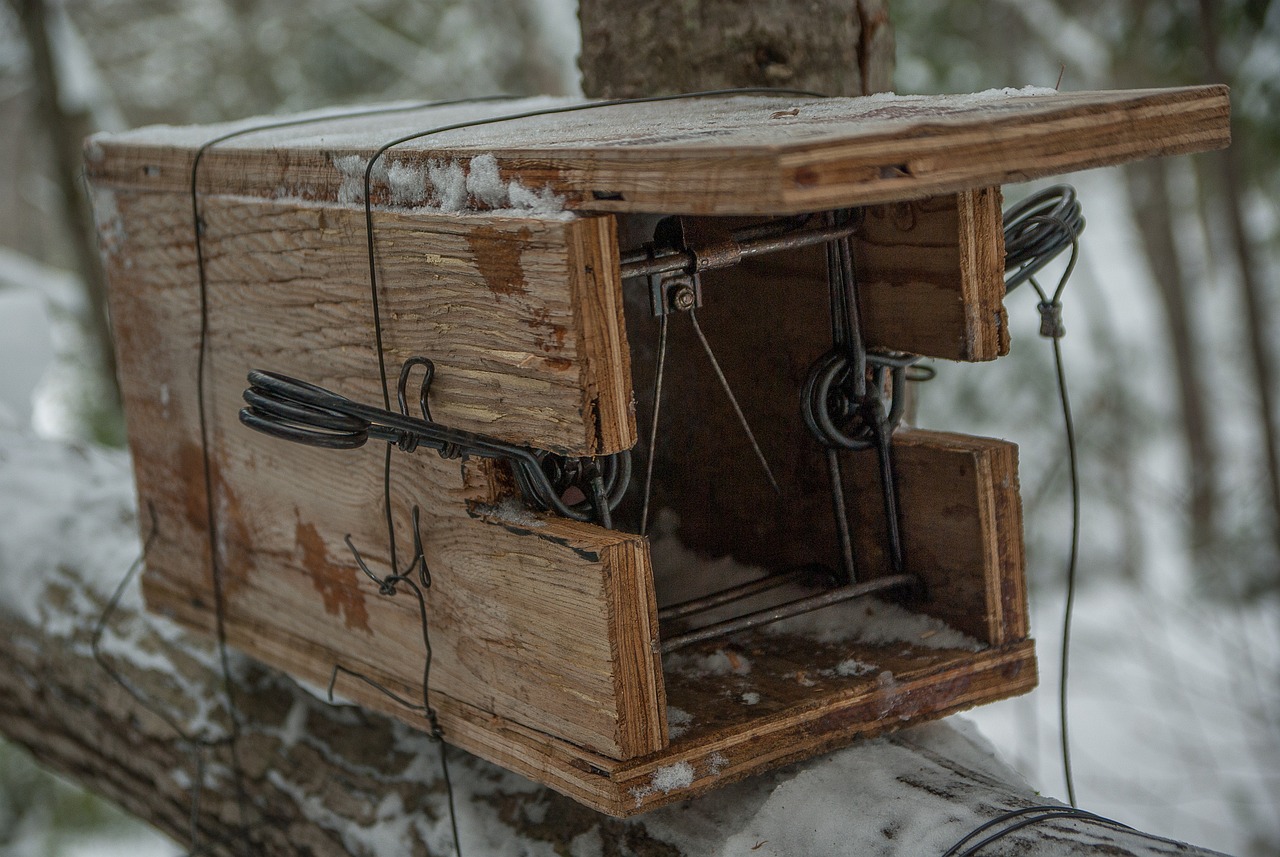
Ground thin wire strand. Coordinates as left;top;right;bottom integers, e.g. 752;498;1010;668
1024;226;1081;808
688;308;783;496
947;806;1133;857
641;313;669;537
1002;196;1084;809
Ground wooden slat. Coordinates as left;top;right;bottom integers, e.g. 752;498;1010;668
857;187;1008;361
99;188;663;760
86;86;1229;215
846;429;1028;646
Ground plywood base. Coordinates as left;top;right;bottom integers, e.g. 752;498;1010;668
319;631;1036;817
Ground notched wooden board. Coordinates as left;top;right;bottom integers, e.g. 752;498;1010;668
847;429;1028;647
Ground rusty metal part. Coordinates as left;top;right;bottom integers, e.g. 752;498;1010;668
658;574;916;653
619;215;863;280
657;565;828;622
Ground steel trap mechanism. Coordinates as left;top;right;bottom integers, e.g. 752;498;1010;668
87;88;1228;815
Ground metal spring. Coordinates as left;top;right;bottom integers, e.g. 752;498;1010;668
239;361;631;527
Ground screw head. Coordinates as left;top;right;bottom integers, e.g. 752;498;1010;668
671;285;697;311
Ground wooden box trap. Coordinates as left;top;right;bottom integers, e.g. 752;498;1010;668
87;86;1229;816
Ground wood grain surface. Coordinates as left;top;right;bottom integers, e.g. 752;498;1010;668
98;187;663;761
86;86;1229;215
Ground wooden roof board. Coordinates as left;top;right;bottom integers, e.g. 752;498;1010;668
87;85;1229;215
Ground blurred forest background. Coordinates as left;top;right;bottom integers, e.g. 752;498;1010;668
0;0;1276;855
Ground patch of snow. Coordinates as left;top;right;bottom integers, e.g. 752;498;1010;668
386;161;427;206
631;760;695;804
333;154;370;205
767;595;984;650
740;691;761;705
666;705;694;739
427;159;468;212
834;658;876;678
568;827;603;857
464;153;508;207
665;647;753;677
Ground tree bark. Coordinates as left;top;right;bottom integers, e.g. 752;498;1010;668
0;437;1233;857
1198;0;1280;581
578;0;893;98
11;0;124;443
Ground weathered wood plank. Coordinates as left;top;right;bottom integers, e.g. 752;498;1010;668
857;187;1008;361
85;86;1229;215
847;429;1028;646
97;189;635;455
98;187;663;761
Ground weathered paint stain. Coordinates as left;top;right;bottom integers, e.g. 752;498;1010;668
295;519;372;634
467;225;532;297
178;442;253;598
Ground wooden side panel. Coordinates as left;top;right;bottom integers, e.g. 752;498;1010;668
103;191;634;455
97;187;663;760
847;429;1027;646
856;187;1008;361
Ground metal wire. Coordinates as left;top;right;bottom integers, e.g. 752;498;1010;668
688;308;783;496
1001;185;1085;807
1003;184;1084;294
640;313;669;537
239;365;632;524
939;804;1133;857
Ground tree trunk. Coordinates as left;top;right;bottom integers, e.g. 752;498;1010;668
1124;157;1220;567
11;0;124;443
0;434;1232;857
578;0;893;98
1198;0;1280;581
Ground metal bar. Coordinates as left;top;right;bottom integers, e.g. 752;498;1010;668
659;574;916;653
657;567;814;622
618;218;862;279
826;448;858;585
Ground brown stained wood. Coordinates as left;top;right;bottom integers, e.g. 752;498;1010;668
622;637;1037;815
857;187;1008;361
86;86;1229;215
100;187;663;761
98;190;634;456
846;429;1027;646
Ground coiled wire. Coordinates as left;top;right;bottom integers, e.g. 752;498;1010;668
1003;184;1085;293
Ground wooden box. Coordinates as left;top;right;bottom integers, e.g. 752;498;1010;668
86;86;1228;815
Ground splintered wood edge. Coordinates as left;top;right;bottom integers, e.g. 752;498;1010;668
958;187;1008;360
565;214;636;454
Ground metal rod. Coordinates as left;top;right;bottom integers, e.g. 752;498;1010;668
619;218;862;279
657;567;815;622
659;574;916;653
826;448;858;585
